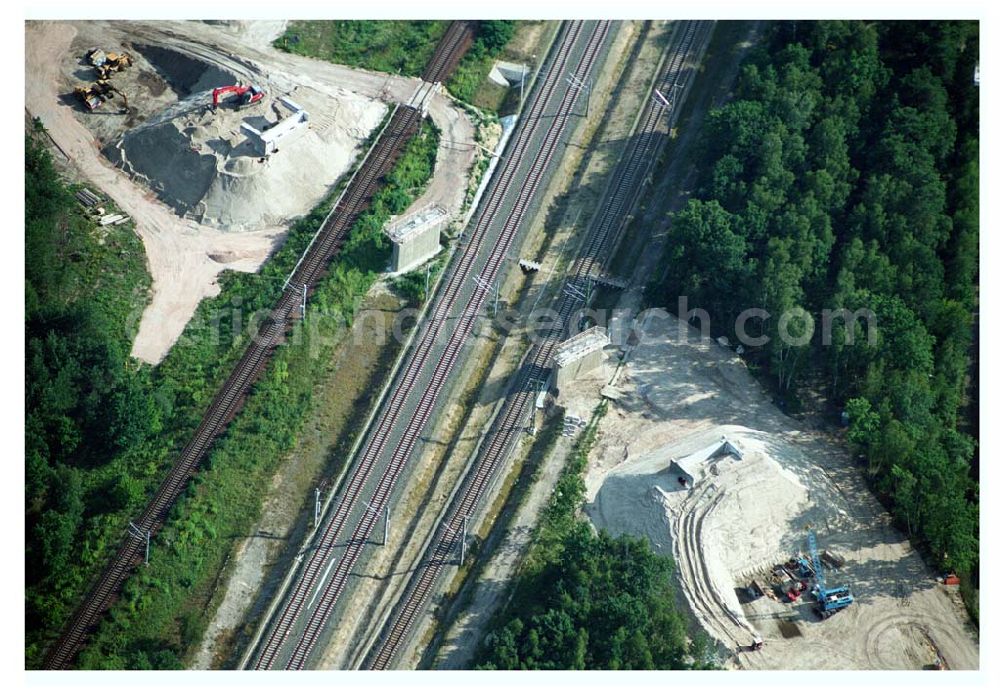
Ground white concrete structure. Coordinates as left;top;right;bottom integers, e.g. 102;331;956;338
553;326;610;388
670;437;744;488
488;60;531;88
241;96;310;156
385;204;449;274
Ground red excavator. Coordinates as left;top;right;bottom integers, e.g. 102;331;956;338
211;84;264;110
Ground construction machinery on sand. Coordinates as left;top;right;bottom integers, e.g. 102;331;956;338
212;84;265;110
74;80;129;113
807;530;854;619
86;48;133;80
772;563;808;602
76;46;132;113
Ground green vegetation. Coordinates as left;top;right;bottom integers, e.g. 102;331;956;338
475;404;712;669
654;22;979;591
79;121;438;669
447;21;516;109
275;21;449;76
25;117;438;667
274;20;518;113
26;132;154;664
390;250;448;305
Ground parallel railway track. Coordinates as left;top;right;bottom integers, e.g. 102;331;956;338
572;20;708;278
41;83;426;675
361;20;714;670
251;20;610;671
43;20;477;671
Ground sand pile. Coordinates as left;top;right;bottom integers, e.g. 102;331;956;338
587;426;810;571
105;50;387;231
586;426;813;650
136;42;236;97
571;310;979;669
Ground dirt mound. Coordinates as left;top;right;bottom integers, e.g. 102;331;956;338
111;120;216;210
106;85;387;231
135;43;235;96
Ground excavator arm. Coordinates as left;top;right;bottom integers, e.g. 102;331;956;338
212;84;249;108
212;84;264;109
109;85;129;113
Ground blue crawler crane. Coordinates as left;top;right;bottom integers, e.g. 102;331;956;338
808;531;854;619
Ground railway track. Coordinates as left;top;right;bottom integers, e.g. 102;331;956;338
40;100;422;675
572;19;709;279
422;21;476;83
250;20;609;671
42;19;477;670
360;20;714;670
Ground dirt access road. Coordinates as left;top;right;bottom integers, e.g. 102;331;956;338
25;20;476;363
26;21;281;362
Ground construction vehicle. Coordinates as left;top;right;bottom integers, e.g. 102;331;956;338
808;531;854;619
74;84;105;111
793;556;815;579
940;572;961;586
86;48;133;80
98;81;129;114
772;565;807;602
74;80;129;114
212;84;264;110
787;578;808;602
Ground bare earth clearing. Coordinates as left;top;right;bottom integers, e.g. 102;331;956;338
578;311;979;670
25;20;475;363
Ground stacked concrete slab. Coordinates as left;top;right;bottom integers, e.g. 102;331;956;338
553;326;610;388
670;437;744;487
241;96;310;156
385;204;449;274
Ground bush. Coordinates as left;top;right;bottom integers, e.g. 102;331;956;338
25;131;156;665
447;21;518;109
274;21;449;76
478;21;516;53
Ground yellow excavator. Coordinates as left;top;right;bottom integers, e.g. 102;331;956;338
74;80;129;113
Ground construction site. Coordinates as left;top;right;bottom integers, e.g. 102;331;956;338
27;20;476;362
63;28;387;231
24;16;981;678
565;309;980;670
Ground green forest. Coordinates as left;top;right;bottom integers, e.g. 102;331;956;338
475;405;712;669
25;119;439;668
656;21;979;605
26;130;156;663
